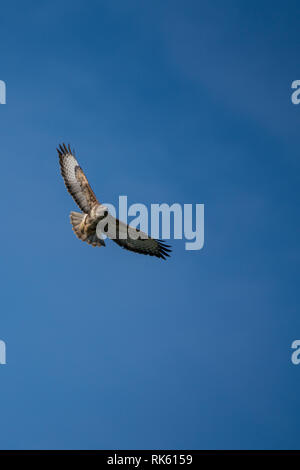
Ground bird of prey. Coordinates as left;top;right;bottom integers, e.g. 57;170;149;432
57;143;171;259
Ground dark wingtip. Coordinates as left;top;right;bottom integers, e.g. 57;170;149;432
57;143;73;156
158;240;172;260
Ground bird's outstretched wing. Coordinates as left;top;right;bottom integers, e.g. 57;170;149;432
102;214;172;260
57;143;99;213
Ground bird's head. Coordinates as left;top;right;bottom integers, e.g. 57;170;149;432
95;205;109;220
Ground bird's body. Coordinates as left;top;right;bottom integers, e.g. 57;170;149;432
57;143;171;259
70;210;106;247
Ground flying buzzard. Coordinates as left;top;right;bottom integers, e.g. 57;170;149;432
57;143;171;259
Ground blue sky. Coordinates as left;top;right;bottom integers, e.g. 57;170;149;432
0;0;300;450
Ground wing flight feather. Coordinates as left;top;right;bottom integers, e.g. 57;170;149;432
57;143;99;213
101;214;172;259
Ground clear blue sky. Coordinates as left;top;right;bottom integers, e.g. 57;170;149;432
0;0;300;450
